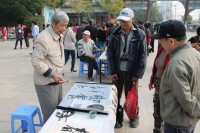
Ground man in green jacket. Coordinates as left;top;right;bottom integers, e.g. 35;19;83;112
152;20;200;133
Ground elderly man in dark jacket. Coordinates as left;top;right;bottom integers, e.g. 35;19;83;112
107;8;147;128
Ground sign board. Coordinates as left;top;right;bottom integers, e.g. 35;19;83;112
59;82;118;115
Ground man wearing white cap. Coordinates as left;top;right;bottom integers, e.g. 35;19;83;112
77;30;103;81
107;8;147;128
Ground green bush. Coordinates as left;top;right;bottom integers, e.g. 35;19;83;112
24;15;45;31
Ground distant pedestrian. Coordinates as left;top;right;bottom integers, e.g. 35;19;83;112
63;23;77;72
152;20;200;133
30;21;39;54
149;22;155;53
97;22;107;49
76;21;86;42
31;21;39;42
188;26;200;51
2;27;7;42
144;22;151;56
14;24;23;49
106;23;115;37
137;20;145;31
84;19;98;44
23;24;31;48
73;23;79;33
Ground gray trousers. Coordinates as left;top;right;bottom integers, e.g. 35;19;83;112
35;84;62;123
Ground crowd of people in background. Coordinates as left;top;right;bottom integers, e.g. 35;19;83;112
1;9;200;133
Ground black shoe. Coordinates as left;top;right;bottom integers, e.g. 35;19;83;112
115;121;123;128
88;77;94;81
14;48;16;50
130;117;139;128
71;69;77;72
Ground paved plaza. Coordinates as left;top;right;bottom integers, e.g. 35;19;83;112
0;31;200;133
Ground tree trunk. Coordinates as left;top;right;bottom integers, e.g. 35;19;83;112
184;0;189;24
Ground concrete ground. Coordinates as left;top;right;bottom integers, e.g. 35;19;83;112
0;31;200;133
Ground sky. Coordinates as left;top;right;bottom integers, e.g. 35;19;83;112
173;1;200;21
158;1;200;21
173;1;200;20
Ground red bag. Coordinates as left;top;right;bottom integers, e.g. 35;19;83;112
123;84;138;120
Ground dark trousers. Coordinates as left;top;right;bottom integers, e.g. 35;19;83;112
147;42;150;56
15;39;22;49
64;49;76;71
150;39;155;52
113;71;134;104
164;123;195;133
24;36;30;48
113;70;139;122
153;77;163;132
80;56;99;77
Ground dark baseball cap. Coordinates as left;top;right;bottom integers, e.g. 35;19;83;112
151;20;186;39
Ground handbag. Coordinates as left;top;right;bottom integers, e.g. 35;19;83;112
124;83;138;120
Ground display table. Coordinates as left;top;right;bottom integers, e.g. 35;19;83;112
98;51;107;83
39;82;118;133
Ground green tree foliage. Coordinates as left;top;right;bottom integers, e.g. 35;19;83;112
187;15;193;22
0;0;45;26
98;0;125;21
182;14;193;22
67;0;93;24
149;3;162;22
45;0;67;10
24;16;45;31
134;10;146;23
134;3;162;23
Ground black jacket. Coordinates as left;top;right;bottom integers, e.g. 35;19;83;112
107;24;147;79
97;29;106;42
84;25;98;43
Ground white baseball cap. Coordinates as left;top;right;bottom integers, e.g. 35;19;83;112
116;8;134;21
82;30;90;36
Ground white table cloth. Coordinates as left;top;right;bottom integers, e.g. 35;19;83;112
39;82;117;133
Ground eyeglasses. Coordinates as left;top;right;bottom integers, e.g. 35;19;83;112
56;110;74;122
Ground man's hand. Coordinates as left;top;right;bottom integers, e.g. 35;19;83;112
111;74;118;81
52;73;65;84
148;83;154;91
132;76;139;84
88;55;95;58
